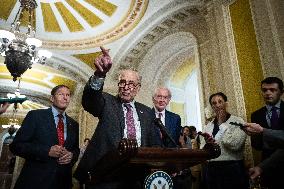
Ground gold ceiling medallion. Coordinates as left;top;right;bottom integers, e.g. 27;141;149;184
43;0;149;49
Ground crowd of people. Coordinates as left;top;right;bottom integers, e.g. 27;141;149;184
0;46;283;189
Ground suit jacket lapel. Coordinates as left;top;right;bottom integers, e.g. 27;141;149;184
165;110;171;130
279;101;284;128
260;107;269;128
46;108;58;144
260;102;284;129
136;103;146;145
65;115;72;147
113;96;125;138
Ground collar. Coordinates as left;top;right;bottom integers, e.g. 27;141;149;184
154;107;166;116
51;106;66;117
123;100;135;107
266;100;281;111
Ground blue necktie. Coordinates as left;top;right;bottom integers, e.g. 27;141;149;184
270;106;279;129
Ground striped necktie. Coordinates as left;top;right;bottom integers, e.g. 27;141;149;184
270;106;280;129
124;104;136;139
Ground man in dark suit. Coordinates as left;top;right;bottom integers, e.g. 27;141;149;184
152;87;182;148
250;77;284;188
243;123;284;181
152;87;190;189
9;85;79;189
244;123;284;149
74;47;159;189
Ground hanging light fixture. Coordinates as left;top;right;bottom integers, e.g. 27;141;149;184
1;79;27;135
2;105;21;137
0;0;52;81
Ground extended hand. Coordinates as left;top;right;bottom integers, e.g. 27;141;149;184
198;132;215;143
243;123;263;136
94;46;112;77
179;135;185;147
249;166;262;180
205;135;215;144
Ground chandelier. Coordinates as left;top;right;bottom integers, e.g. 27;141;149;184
2;106;21;136
0;0;52;81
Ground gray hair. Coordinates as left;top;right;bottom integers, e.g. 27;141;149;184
152;87;172;99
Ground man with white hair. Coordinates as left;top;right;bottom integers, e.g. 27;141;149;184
152;87;182;148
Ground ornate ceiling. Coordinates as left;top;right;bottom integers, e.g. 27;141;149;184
0;0;148;49
0;0;209;119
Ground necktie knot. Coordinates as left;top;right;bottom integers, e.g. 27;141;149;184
58;114;63;119
124;103;132;110
158;113;162;119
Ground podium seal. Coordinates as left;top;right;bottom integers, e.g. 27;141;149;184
144;171;173;189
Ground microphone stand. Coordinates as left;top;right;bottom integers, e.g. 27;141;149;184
154;118;179;148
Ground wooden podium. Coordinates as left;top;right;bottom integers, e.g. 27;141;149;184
88;139;221;184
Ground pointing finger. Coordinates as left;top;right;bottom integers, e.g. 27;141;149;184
100;46;110;57
95;58;104;72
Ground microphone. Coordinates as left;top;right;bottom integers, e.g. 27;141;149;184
153;118;178;148
197;131;210;138
198;131;215;143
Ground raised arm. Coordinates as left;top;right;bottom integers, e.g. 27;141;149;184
82;46;113;117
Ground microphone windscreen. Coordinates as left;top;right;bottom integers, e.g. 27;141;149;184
154;118;163;127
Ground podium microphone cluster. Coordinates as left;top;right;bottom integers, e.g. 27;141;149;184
153;118;178;148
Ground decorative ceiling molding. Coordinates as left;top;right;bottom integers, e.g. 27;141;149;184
112;2;207;80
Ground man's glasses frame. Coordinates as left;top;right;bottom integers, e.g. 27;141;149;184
154;95;170;100
118;80;140;89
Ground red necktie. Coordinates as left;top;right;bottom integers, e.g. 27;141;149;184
57;114;64;146
124;104;136;139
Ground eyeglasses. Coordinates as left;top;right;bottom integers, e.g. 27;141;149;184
154;95;170;100
118;80;139;89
